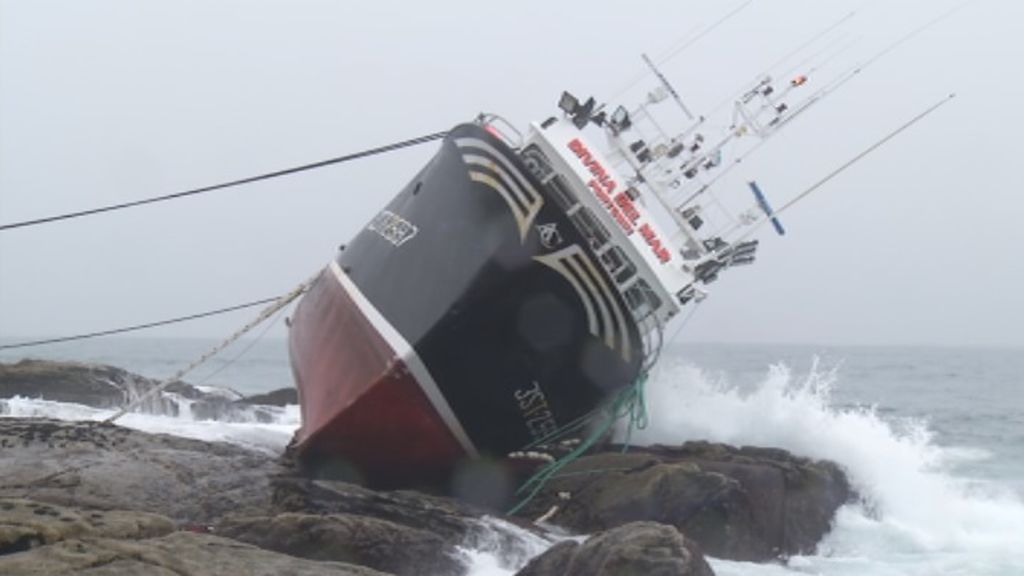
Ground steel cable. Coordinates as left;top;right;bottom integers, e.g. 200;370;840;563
0;131;448;232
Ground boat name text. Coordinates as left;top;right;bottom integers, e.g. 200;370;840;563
567;138;671;263
367;210;418;247
513;381;559;442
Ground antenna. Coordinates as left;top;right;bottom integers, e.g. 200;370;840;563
641;53;695;121
703;9;859;122
676;0;978;210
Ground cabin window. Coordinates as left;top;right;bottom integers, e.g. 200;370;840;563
522;145;578;211
600;246;636;285
520;145;553;182
624;279;662;316
546;175;577;211
570;207;610;251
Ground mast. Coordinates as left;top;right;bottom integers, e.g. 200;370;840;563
641;53;695;121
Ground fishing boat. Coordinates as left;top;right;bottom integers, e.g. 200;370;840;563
286;60;810;487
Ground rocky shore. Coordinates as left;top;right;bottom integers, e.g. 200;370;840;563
0;358;294;421
0;360;854;575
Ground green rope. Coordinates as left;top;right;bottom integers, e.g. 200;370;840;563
507;372;649;515
619;372;649;452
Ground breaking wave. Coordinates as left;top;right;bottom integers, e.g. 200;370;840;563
0;395;300;455
619;357;1024;575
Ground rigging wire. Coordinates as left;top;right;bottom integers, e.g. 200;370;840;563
657;0;756;65
603;0;755;106
0;297;282;350
730;93;957;244
680;0;976;209
0;130;448;232
653;23;703;64
854;0;980;74
665;301;704;347
104;273;317;423
779;34;860;84
760;11;857;81
194;305;288;389
771;94;958;220
700;11;860;128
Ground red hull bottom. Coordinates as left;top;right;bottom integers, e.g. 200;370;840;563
289;264;468;487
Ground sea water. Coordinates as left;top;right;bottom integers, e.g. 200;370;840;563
2;337;1022;575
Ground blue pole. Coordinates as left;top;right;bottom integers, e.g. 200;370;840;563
748;181;786;236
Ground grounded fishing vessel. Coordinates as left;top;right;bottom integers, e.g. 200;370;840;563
288;68;813;486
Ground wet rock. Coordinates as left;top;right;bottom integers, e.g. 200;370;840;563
0;498;173;555
511;442;851;561
0;418;544;574
237;387;298;406
218;512;462;576
0;530;390;575
515;522;714;576
270;475;552;574
514;540;578;576
0;411;849;570
0;359;288;422
272;474;483;544
0;418;282;524
0;359;178;413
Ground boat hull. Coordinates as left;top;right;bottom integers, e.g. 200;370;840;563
288;262;466;485
289;123;643;486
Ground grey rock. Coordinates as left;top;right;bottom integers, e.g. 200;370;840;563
236;387;298;406
0;531;390;575
0;359;290;422
0;418;544;575
0;359;183;414
272;475;483;544
514;540;578;576
0;498;174;555
515;522;714;576
270;476;552;574
511;442;851;561
0;418;282;524
217;512;461;576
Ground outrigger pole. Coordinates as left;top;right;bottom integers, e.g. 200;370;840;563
727;93;957;245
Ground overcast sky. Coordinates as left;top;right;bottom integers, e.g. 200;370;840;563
1;0;1021;349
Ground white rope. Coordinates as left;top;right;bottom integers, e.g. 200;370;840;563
103;271;320;423
195;305;288;391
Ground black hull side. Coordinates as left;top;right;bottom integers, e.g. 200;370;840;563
337;124;642;456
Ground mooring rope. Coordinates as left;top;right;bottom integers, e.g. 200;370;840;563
195;305;288;390
102;271;319;423
0;297;283;351
0;131;448;232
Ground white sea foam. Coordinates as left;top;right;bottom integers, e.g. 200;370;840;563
617;357;1024;575
456;516;561;576
0;396;300;455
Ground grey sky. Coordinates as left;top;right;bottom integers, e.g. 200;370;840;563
1;0;1021;348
